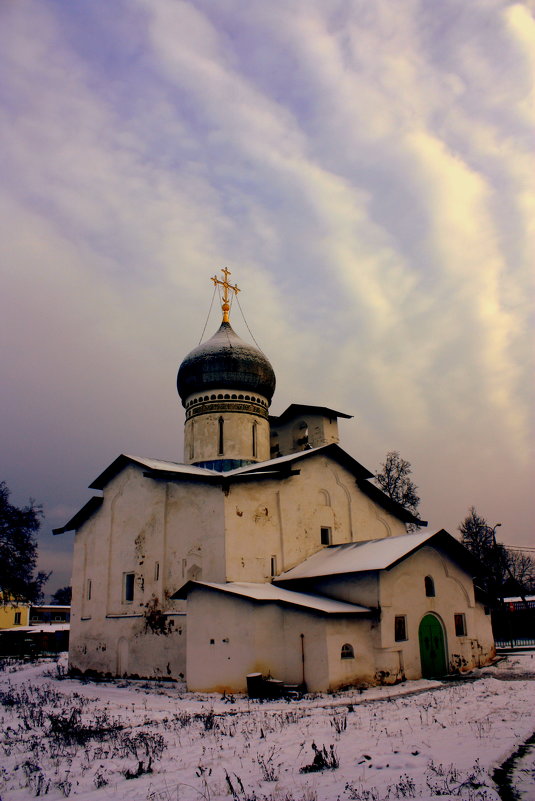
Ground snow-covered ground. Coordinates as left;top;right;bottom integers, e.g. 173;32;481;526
0;653;533;801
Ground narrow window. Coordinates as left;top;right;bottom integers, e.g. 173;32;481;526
270;555;277;577
86;578;92;600
341;643;354;659
294;420;309;448
395;615;407;642
189;422;195;460
218;416;224;455
154;562;160;581
424;576;435;597
252;422;257;457
14;611;21;625
320;527;331;545
123;572;135;603
454;613;467;636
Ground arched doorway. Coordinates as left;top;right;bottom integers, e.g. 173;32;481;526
418;614;447;677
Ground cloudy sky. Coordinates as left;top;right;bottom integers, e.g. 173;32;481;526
1;0;533;595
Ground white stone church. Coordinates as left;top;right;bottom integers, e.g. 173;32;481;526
56;271;495;692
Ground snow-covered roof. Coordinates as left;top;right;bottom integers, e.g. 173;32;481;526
269;404;353;424
56;443;424;533
503;595;535;603
228;446;331;474
89;454;221;489
276;530;467;582
0;623;70;633
175;581;370;614
125;455;221;475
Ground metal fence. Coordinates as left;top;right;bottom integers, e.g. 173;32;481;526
495;638;535;648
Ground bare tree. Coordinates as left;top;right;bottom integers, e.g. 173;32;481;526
458;507;495;563
503;550;535;596
458;507;534;602
375;451;421;532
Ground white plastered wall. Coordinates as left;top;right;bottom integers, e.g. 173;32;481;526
271;413;341;456
185;587;375;693
222;455;407;583
377;546;495;679
69;465;226;678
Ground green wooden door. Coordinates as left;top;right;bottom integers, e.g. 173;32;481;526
418;615;447;677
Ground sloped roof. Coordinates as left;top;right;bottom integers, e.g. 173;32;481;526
230;443;372;479
275;529;478;582
52;496;103;535
269;404;353;425
230;445;424;525
89;454;221;490
56;444;425;532
173;580;371;614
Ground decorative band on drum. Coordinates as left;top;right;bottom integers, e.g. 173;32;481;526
186;401;269;420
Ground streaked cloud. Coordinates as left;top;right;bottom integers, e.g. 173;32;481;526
0;0;532;593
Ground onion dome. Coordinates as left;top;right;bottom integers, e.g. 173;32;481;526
177;321;276;406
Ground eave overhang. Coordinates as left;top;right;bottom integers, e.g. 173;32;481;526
53;496;103;534
269;404;353;426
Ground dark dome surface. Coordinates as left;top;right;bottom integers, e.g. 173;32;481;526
177;322;276;405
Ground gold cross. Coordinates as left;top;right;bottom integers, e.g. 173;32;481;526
211;267;240;323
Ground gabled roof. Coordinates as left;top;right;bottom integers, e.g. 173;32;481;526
56;444;425;533
229;443;372;479
230;445;424;525
275;529;480;582
172;580;371;614
269;404;353;425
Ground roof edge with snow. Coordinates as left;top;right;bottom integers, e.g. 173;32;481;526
172;580;372;614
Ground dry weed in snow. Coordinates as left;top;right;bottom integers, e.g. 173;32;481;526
0;653;533;800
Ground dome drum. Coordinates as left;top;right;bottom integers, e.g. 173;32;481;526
186;394;270;421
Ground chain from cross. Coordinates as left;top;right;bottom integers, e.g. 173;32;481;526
211;268;240;322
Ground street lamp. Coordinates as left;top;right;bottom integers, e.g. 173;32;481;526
491;523;502;544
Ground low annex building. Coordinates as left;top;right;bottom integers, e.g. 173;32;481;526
56;270;495;691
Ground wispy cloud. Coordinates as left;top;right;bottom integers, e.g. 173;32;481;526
0;0;532;593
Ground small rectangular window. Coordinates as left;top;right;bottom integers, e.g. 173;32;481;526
14;611;21;625
395;615;407;642
454;613;467;636
320;527;331;545
270;555;277;577
86;579;92;600
154;562;160;581
123;572;135;603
